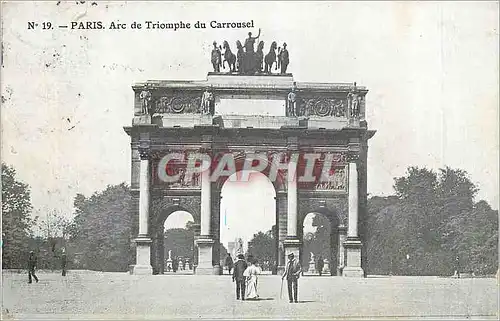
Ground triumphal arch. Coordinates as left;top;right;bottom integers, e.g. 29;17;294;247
124;46;375;276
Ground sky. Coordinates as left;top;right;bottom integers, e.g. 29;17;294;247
1;2;498;241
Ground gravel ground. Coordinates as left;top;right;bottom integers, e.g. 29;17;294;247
3;271;498;320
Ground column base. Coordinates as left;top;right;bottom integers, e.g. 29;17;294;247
342;267;364;277
343;238;364;278
132;264;153;275
195;237;214;275
133;236;153;275
283;237;302;261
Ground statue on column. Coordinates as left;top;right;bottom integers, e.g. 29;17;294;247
211;41;222;73
139;90;152;115
279;43;289;74
287;83;297;117
348;82;361;118
201;87;215;115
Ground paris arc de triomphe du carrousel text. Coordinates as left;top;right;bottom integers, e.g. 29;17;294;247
124;29;375;276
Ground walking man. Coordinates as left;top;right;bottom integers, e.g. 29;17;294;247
282;253;301;303
225;253;234;275
28;251;39;284
232;254;248;300
61;248;67;276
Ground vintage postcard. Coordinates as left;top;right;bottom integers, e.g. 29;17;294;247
1;1;498;320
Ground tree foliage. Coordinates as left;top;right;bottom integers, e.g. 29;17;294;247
247;227;275;264
366;166;498;276
2;163;36;268
164;226;194;261
69;183;133;272
302;214;331;267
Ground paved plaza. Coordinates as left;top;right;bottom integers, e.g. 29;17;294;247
3;271;498;320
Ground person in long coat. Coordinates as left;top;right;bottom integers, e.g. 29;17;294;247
28;251;39;284
243;258;262;300
282;253;301;303
225;253;234;275
232;254;248;300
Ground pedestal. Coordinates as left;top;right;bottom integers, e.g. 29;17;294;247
132;237;153;275
343;238;364;277
195;238;214;275
308;260;316;274
323;259;330;274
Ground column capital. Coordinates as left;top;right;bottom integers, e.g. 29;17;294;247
138;139;151;160
138;146;150;160
346;152;360;163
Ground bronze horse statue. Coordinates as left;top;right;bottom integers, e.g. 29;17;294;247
236;40;244;73
264;41;277;73
255;41;264;73
222;41;236;72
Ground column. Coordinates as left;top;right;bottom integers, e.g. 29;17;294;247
200;160;211;236
195;158;214;274
287;160;297;237
283;160;301;263
132;146;153;275
276;193;288;274
348;161;358;238
343;158;364;277
337;225;347;276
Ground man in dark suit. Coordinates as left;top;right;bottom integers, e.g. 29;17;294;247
232;254;248;300
282;253;301;303
28;251;39;284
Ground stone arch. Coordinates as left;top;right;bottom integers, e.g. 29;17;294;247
150;199;200;275
218;166;279;274
299;207;341;276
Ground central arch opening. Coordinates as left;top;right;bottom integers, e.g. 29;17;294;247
163;210;195;274
219;170;278;275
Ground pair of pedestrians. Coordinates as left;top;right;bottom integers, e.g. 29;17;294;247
232;253;302;303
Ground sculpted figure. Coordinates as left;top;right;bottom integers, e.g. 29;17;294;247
211;41;222;72
334;168;346;189
348;82;360;118
277;47;282;71
280;43;289;74
222;40;236;72
201;88;214;115
236;40;244;73
139;90;152;114
264;41;277;73
255;41;264;73
244;28;261;53
287;83;297;117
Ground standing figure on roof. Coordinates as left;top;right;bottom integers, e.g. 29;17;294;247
244;28;261;53
211;41;222;72
280;42;289;74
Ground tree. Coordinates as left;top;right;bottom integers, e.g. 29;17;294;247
1;163;36;268
164;227;194;261
247;229;275;264
69;183;132;271
366;166;498;276
302;214;331;267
